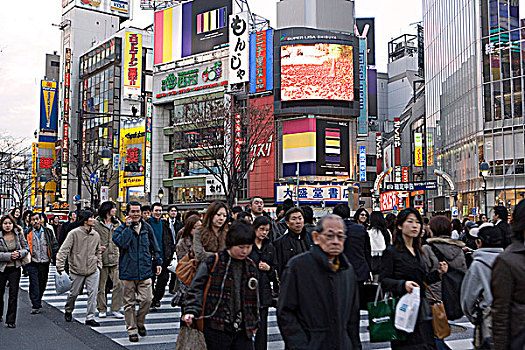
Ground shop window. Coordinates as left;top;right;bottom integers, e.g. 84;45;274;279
516;159;525;174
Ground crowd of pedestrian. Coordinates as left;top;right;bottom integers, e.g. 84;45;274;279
0;198;524;350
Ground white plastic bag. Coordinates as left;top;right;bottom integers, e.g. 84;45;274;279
55;270;71;295
394;286;421;333
167;253;178;274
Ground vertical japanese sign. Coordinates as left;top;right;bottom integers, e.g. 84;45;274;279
427;132;434;167
62;48;71;201
376;133;382;173
229;12;249;84
394;117;402;182
249;29;274;93
123;32;142;96
234;113;242;170
145;97;152;194
414;132;423;167
40;80;58;132
359;146;366;182
31;143;38;207
357;38;368;136
402;167;409;182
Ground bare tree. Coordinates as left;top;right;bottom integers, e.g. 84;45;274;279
0;133;31;210
173;96;274;207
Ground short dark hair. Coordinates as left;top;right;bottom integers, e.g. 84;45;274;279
78;210;95;226
151;202;163;211
283;198;295;213
250;196;263;204
253;216;271;230
226;220;255;248
183;210;200;222
300;205;314;224
429;216;452;237
232;206;243;214
126;201;142;213
98;201;116;219
141;205;151;212
333;204;350;219
237;212;252;222
30;212;42;220
167;204;178;212
511;199;525;242
494;206;508;222
478;224;504;248
284;207;303;222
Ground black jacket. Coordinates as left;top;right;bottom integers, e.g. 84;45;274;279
58;221;79;247
343;219;371;282
273;228;313;278
248;239;278;307
495;221;512;248
146;218;175;268
277;245;362;350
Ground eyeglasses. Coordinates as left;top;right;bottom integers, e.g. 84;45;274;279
319;232;347;241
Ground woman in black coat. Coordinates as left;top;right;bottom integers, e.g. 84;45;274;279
248;216;278;350
380;208;448;350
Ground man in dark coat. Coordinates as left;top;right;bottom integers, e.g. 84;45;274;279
277;214;362;350
493;205;512;247
272;207;313;278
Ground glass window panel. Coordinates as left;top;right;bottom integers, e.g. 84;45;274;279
503;79;512;119
513;78;522;118
493;81;503;120
499;0;509;31
489;0;499;33
511;47;521;77
502;48;511;79
491;42;501;80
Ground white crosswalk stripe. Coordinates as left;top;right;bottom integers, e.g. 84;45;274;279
19;266;474;349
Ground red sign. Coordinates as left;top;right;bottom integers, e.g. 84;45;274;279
402;167;409;182
39;157;53;169
126;148;140;164
255;31;267;92
380;191;399;211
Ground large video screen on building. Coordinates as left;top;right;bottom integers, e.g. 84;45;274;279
280;43;354;102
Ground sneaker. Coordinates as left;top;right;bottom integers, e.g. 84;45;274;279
149;306;158;312
85;319;100;327
98;311;107;318
129;334;139;342
30;308;41;314
111;311;124;319
64;312;72;322
152;300;161;308
6;323;16;328
138;326;147;337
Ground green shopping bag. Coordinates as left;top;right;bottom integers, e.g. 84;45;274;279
367;285;406;343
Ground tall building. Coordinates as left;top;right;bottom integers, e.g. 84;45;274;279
423;0;525;216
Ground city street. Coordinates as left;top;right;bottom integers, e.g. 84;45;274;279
0;266;475;349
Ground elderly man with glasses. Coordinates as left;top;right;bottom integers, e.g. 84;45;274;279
277;214;362;350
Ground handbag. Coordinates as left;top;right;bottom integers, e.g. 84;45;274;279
175;324;207;350
21;251;31;265
367;284;406;343
171;281;189;307
176;253;199;286
167;253;178;274
423;282;451;339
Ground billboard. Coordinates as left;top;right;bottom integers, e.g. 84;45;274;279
228;12;249;84
282;118;316;164
67;0;130;19
359;146;366;181
123;32;142;97
316;119;349;176
414;132;423;167
394;117;401;182
249;29;273;93
376;133;382;173
119;120;146;200
380;191;399;211
280;43;354;101
356;18;376;66
40;80;58;133
357;38;368;136
154;57;228;102
275;183;350;204
368;68;377;119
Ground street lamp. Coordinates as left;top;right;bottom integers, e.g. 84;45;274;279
100;148;112;166
158;188;164;204
480;161;489;216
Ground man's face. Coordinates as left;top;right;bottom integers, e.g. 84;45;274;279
286;212;304;234
70;212;77;222
86;216;96;227
152;206;162;219
31;215;41;229
128;205;142;223
250;198;264;215
54;217;59;224
313;218;346;258
142;210;151;220
169;208;177;219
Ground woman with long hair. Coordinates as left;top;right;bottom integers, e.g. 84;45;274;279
176;215;202;261
21;210;33;234
0;214;29;328
380;208;448;349
368;211;391;276
353;208;369;229
193;201;229;262
450;218;462;240
9;208;22;226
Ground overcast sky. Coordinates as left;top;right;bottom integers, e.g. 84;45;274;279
0;0;422;139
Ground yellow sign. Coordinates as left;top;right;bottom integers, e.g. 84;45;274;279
123;32;142;96
414;133;423;167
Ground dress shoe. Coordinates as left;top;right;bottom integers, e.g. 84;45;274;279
138;326;147;337
64;312;72;322
31;308;41;314
85;319;100;327
6;323;16;328
129;334;139;342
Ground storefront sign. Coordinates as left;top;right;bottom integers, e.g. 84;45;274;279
384;181;438;192
357;38;368;136
119;122;146;200
229;12;249;84
380;191;399;211
234;113;242;170
31;143;37;207
123;32;142;96
402;167;409;183
359;146;366;182
205;175;226;196
414;132;423;167
145;97;152;193
376;133;382;173
394;117;401;182
249;29;273;93
275;183;349;204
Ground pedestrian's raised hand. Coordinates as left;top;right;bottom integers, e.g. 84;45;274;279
182;314;194;326
125;216;132;226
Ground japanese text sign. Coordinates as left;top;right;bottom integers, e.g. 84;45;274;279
124;32;142;96
229;12;249;84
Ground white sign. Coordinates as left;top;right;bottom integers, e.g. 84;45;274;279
229;12;250;84
205;175;226;197
100;186;110;202
112;154;120;171
275;184;349;204
451;206;459;217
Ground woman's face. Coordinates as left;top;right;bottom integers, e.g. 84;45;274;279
481;215;488;223
212;208;228;229
229;244;252;260
14;209;21;218
255;224;270;241
191;220;202;236
2;219;14;233
398;213;421;239
358;211;368;224
110;207;117;217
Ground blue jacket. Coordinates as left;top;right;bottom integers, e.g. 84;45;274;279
113;220;162;281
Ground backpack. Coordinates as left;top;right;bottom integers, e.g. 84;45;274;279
430;244;465;321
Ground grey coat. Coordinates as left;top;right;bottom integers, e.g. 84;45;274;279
0;229;30;272
94;216;121;267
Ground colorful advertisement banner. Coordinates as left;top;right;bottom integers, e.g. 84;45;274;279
123;32;142;97
70;0;129;19
275;183;350;204
427;132;434;166
358;38;368;136
415;132;423;167
394;117;401;182
228;12;249;84
119;121;146;200
380;191;399;212
282;118;316;164
31;143;38;207
316;120;349;176
145;97;152;194
40;80;58;133
376;133;382;173
249;29;274;93
359;146;366;182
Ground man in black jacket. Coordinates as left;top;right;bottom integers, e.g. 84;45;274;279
277;214;362;350
272;207;312;278
493;205;512;247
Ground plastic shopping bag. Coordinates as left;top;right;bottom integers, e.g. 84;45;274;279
55;270;71;295
394;286;421;333
167;253;178;274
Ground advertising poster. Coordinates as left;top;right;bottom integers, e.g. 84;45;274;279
154;5;183;65
414;132;423;167
229;12;249;84
123;32;142;97
394;117;402;182
31;143;38;207
357;38;368;136
249;29;273;93
119;121;146;200
376;133;382;173
359;146;366;182
316;119;349;176
275;183;349;204
71;0;129;19
368;68;377;119
40;80;58;133
355;18;376;66
280;43;354;101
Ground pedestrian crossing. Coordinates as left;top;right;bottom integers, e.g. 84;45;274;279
19;266;474;349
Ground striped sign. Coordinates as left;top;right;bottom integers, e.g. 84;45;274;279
325;128;341;163
196;7;227;34
154;6;182;65
282;118;316;164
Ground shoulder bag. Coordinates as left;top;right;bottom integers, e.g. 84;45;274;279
176;252;199;286
367;284;406;342
423;282;451;339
